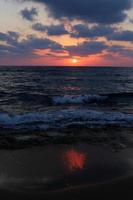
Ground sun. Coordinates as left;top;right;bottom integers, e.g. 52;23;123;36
72;58;78;64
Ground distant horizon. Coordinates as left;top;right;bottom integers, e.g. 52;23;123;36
0;65;132;68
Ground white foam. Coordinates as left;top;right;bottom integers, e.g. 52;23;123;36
0;109;133;130
52;94;108;105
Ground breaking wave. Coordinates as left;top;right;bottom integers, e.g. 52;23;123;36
52;94;108;105
1;92;133;107
0;109;133;131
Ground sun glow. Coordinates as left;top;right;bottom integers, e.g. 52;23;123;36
72;58;78;64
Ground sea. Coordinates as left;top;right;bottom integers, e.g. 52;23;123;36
0;66;133;195
0;66;133;149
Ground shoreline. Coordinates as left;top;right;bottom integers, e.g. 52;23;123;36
0;144;132;196
0;175;133;199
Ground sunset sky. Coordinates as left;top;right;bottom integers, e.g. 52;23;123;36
0;0;133;66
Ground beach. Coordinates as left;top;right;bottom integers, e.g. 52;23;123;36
0;144;133;199
1;0;133;197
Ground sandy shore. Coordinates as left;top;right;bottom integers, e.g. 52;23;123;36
0;175;133;200
0;144;133;199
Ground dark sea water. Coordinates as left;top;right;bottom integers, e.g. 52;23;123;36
0;66;133;149
0;66;133;195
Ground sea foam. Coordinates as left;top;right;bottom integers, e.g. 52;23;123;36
0;109;133;130
52;94;108;105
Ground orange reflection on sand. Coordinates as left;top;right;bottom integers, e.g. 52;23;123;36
64;149;86;171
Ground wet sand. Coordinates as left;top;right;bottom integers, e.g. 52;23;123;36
0;176;133;200
0;144;133;199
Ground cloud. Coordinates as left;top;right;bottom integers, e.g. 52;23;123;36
20;7;38;21
32;23;68;35
0;32;19;41
70;24;133;42
0;31;20;46
0;30;133;60
107;30;133;42
71;24;115;38
0;44;14;57
23;35;63;51
32;23;47;32
108;45;133;57
65;40;133;58
29;0;132;24
66;41;108;56
46;24;68;36
0;32;63;58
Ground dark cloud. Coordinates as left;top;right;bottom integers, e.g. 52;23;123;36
20;7;38;21
0;30;133;59
71;24;115;38
107;30;133;42
32;23;47;32
46;24;68;36
0;32;10;41
108;45;133;57
65;40;133;57
30;0;132;24
0;44;14;56
23;35;63;50
0;31;20;46
32;23;68;35
70;24;133;42
66;41;107;56
0;32;18;41
0;32;63;58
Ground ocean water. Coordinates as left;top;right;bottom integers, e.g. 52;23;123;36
0;66;133;149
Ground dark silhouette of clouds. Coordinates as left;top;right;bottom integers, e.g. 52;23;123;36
71;24;116;38
20;7;38;21
0;32;19;41
29;0;132;24
0;32;63;58
0;44;14;57
70;24;133;42
0;30;133;59
32;23;47;32
46;24;68;36
107;30;133;42
108;45;133;57
0;31;20;46
32;23;68;35
23;35;63;50
66;41;108;56
65;41;133;57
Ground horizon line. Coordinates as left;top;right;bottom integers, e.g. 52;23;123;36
0;65;133;68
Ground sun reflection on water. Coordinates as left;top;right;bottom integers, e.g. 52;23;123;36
62;86;81;91
63;149;86;171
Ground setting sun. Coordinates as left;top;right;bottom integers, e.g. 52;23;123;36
72;59;78;64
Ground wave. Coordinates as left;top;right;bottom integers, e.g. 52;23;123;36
1;92;108;105
0;108;133;149
0;109;133;131
52;94;108;105
1;92;133;106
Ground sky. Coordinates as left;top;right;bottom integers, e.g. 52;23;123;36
0;0;133;66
